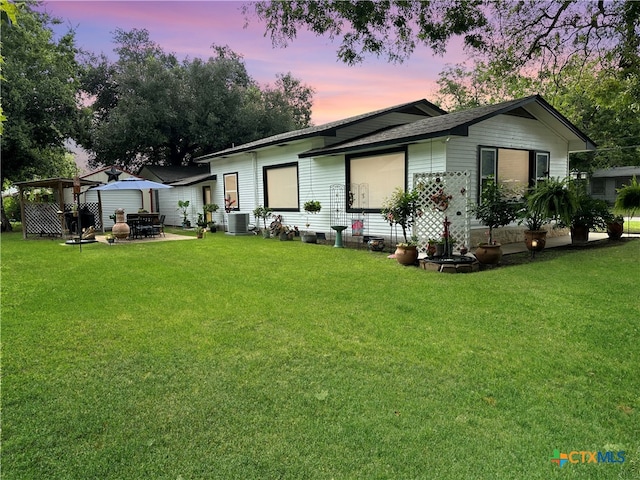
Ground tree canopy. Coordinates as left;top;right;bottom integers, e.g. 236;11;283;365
1;2;84;230
81;30;315;170
250;0;640;171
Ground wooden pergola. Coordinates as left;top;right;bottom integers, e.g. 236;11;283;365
14;177;102;239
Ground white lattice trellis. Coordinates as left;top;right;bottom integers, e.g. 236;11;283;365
413;171;470;252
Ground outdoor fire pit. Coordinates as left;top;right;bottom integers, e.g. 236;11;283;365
419;255;479;273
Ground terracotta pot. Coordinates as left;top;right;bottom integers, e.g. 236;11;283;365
570;225;589;245
524;230;547;252
607;222;624;239
395;245;418;266
474;243;503;264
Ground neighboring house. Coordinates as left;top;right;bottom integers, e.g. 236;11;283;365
138;165;216;226
194;95;595;244
589;166;640;205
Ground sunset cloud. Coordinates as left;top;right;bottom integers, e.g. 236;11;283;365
41;1;465;125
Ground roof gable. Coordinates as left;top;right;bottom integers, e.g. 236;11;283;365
301;95;597;157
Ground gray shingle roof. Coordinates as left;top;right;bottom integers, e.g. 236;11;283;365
195;99;446;162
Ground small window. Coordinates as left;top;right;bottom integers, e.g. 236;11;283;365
479;147;497;194
535;152;550;181
224;173;239;211
590;178;605;195
264;163;299;210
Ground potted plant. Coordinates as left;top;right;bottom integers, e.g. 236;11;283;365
395;236;420;265
558;182;609;245
204;203;219;232
517;187;550;252
470;178;519;264
302;200;322;243
381;187;421;265
303;200;321;214
527;177;577;227
606;214;624;239
195;226;205;238
253;205;273;238
614;175;640;235
177;200;191;228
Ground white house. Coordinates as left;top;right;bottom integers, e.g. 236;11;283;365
193;95;595;245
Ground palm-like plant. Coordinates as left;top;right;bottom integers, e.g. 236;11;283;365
527;178;577;226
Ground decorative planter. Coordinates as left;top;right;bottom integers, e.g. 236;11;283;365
279;232;293;241
367;237;385;252
435;243;445;257
301;232;317;244
474;243;503;264
262;229;271;239
570;225;589;245
606;222;624;239
112;208;130;239
524;230;547;252
394;245;418;266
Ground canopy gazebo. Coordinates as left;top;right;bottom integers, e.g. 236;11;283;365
14;177;101;239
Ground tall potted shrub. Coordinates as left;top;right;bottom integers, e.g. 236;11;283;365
381;187;421;265
253;205;273;238
470;178;519;264
204;203;219;232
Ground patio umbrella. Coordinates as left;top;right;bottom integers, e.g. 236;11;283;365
93;178;172;190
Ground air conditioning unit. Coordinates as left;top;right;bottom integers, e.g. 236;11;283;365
227;212;249;235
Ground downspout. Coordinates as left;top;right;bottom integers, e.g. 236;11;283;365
252;151;258;206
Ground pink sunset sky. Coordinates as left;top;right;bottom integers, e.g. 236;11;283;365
40;1;468;126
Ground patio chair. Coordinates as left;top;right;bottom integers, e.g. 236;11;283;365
153;215;166;237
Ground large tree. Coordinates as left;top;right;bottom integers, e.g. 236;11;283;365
250;0;639;171
82;30;314;170
1;2;84;231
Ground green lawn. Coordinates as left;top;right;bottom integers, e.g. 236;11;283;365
2;231;638;479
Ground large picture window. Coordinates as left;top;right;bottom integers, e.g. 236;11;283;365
478;147;550;199
347;149;406;212
224;173;239;211
264;163;299;210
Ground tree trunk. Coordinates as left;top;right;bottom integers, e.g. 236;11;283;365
1;198;13;232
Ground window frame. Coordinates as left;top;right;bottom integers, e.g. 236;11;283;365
345;148;408;213
477;146;551;200
263;162;300;211
223;172;239;212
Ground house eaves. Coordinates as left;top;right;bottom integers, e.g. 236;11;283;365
166;173;217;186
194;99;447;162
140;165;210;183
300;95;597;158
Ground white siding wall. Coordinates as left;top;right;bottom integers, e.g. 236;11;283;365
407;140;447;186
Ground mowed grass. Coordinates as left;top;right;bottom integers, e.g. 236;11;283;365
2;231;639;479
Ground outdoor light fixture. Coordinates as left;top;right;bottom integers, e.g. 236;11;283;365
531;239;538;259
